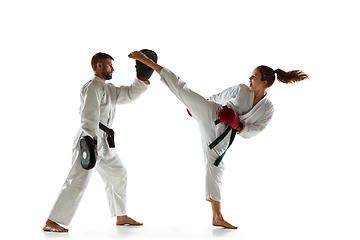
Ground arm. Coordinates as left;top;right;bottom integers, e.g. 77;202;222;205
239;105;274;138
80;80;103;140
116;78;149;104
128;51;163;74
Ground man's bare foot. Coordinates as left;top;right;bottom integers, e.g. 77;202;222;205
43;219;69;232
116;215;143;226
212;217;238;229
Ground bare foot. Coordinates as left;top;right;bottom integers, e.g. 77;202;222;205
212;217;238;229
43;219;69;232
116;216;143;226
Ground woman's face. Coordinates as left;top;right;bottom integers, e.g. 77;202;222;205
249;68;267;91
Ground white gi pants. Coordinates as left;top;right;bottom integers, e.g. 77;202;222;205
160;68;232;202
48;132;127;226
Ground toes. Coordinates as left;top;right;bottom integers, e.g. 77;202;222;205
43;223;68;232
212;219;237;229
116;217;143;226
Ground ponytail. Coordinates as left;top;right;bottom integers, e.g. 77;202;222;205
257;65;309;87
274;69;309;84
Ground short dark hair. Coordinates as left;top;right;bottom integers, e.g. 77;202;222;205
91;52;114;71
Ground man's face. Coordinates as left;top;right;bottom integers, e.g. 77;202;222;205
100;58;114;80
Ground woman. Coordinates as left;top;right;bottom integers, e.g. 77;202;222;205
129;51;308;229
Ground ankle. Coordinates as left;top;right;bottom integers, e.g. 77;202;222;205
116;215;128;220
46;219;55;224
213;215;224;221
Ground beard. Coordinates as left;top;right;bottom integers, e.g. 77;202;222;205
103;69;113;80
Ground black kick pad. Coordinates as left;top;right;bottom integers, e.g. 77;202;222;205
136;49;158;80
80;136;97;170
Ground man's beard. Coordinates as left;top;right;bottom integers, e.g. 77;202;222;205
103;69;112;80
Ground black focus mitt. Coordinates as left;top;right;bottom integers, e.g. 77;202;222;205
80;136;97;170
136;49;157;80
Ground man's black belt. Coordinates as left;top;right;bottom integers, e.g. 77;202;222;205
99;123;115;148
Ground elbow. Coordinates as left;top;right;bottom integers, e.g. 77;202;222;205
239;132;255;139
238;126;263;139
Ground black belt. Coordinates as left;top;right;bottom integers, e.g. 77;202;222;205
214;105;228;125
209;105;236;167
99;123;115;148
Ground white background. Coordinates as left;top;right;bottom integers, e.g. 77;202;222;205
1;0;359;239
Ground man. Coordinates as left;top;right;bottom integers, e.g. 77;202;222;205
43;52;150;232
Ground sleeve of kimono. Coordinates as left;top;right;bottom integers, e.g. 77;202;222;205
208;84;241;105
116;77;150;104
80;80;104;140
239;103;274;139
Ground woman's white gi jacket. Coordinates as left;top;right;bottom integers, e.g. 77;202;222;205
209;83;274;139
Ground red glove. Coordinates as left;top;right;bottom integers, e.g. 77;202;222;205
218;108;243;132
187;108;192;117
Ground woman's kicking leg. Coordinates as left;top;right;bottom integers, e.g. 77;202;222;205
128;51;221;126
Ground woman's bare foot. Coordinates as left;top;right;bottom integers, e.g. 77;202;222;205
116;216;143;226
43;219;69;232
208;198;237;229
212;216;238;229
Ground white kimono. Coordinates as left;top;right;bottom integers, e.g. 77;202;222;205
48;75;149;226
159;68;274;202
209;83;274;139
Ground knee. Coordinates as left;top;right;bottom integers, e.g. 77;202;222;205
112;165;127;182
